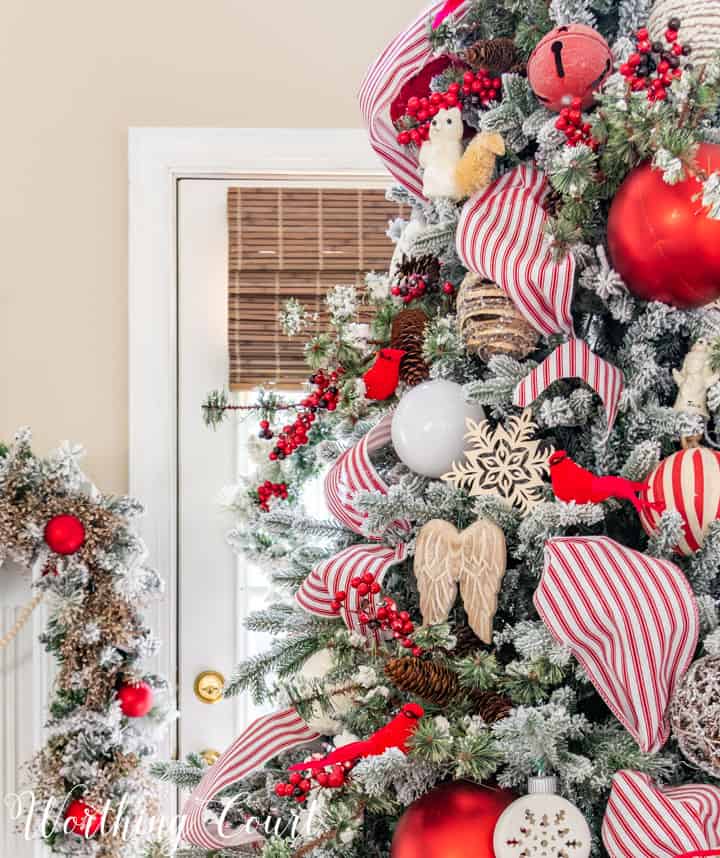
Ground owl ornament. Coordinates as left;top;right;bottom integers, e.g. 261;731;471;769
527;24;613;111
493;775;591;858
413;518;506;643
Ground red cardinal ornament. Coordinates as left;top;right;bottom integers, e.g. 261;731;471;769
289;702;424;772
117;681;154;718
64;799;102;837
362;348;406;401
549;450;663;515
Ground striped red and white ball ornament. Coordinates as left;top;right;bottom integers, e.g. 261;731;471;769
639;446;720;556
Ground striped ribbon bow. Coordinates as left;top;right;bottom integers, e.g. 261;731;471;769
359;0;473;200
603;771;720;858
457;164;625;432
182;707;319;849
535;536;699;753
297;413;411;639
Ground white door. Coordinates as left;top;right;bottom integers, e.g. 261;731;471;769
0;561;50;858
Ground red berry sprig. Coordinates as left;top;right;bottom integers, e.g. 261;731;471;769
266;368;343;463
257;480;288;512
555;97;599;150
332;582;422;657
275;762;353;803
619;20;690;101
395;69;502;148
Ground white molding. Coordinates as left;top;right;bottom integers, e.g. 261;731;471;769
128;127;387;772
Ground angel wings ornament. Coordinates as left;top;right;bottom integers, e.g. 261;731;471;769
413;519;506;643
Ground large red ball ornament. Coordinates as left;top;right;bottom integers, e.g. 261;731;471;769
391;781;514;858
64;799;102;837
117;681;154;718
44;514;86;555
528;24;613;111
607;144;720;308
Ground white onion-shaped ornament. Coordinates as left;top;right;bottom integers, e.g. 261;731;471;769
391;379;484;478
648;0;720;67
493;775;591;858
639;446;720;556
298;648;354;735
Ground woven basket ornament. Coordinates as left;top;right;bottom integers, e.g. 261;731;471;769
648;0;720;66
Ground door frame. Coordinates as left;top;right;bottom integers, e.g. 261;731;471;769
127;128;388;764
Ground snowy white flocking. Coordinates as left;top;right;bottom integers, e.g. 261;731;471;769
493;775;591;858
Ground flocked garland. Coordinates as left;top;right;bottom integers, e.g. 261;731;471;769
0;430;172;857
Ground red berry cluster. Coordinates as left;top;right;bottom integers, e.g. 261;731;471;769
275;763;353;803
395;69;502;148
266;369;343;463
619;20;690;101
257;480;288;512
390;279;455;303
333;582;421;656
555;97;599;150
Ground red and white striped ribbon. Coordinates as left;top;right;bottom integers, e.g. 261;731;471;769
456;163;576;336
514;339;625;431
296;541;408;638
432;0;464;28
603;771;720;858
358;0;473;199
183;707;319;849
325;414;410;539
534;536;699;753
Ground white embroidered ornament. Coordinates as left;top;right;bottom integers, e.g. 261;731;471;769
493;775;591;858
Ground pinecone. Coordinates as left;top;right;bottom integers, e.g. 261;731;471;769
391;309;430;387
385;656;460;706
462;38;525;74
452;625;485;658
474;690;513;724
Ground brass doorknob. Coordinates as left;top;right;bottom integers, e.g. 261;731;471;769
194;670;225;704
200;748;222;766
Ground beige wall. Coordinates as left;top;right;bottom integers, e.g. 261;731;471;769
0;0;420;493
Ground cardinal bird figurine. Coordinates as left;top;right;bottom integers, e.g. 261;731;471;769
432;0;464;29
289;703;424;772
549;450;664;516
362;348;406;401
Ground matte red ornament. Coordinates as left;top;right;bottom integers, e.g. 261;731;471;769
391;780;514;858
528;24;613;111
362;348;406;401
117;681;154;718
607;144;720;308
64;800;102;837
44;515;86;555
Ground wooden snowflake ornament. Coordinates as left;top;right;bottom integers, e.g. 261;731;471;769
442;410;551;513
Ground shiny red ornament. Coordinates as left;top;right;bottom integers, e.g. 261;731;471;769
44;514;85;555
362;348;406;401
391;781;514;858
528;24;613;111
117;681;154;718
64;799;102;837
607;144;720;307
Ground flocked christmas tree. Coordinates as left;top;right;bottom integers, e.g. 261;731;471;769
156;1;720;856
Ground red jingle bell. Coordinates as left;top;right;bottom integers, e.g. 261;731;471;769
391;780;514;858
607;143;720;308
44;514;86;555
64;799;102;837
117;681;154;718
528;24;613;111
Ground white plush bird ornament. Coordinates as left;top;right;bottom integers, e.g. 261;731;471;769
418;107;505;201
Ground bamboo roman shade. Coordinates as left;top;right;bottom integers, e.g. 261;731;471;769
228;186;406;390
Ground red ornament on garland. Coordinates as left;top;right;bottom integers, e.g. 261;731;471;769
64;799;102;837
362;348;406;400
607;143;720;308
391;780;514;858
44;515;86;555
117;681;154;718
528;24;613;111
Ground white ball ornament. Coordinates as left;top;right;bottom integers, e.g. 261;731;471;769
391;379;484;478
493;776;591;858
298;648;354;735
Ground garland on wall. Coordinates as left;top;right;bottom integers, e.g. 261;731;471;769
0;429;173;858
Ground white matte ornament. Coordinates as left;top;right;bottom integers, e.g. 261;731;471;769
493;776;591;858
298;648;354;735
391;379;484;478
